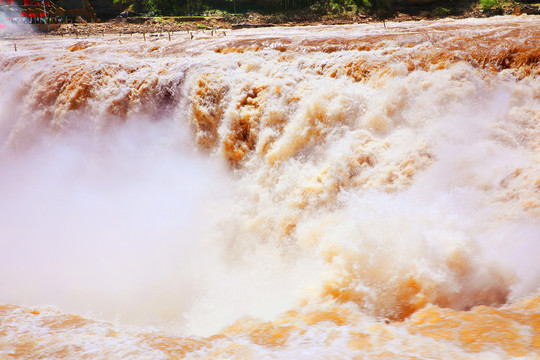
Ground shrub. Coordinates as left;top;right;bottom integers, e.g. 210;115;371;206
480;0;500;10
432;6;450;16
356;0;372;10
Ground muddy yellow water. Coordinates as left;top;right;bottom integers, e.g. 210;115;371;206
0;15;538;359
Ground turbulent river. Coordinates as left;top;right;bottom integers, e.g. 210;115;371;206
0;15;539;359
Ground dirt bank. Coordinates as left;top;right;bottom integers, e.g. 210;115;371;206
23;5;540;36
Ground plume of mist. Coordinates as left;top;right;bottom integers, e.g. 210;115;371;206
0;6;33;35
0;118;319;336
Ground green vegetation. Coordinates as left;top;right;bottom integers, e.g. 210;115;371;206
479;0;499;9
432;6;450;16
112;0;536;18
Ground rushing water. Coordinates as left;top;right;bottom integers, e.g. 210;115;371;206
0;15;539;359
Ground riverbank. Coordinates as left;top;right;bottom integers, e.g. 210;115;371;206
44;4;538;36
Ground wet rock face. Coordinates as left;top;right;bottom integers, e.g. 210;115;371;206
518;4;540;14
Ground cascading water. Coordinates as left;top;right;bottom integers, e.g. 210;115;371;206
0;15;539;359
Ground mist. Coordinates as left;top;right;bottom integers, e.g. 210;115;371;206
0;119;317;335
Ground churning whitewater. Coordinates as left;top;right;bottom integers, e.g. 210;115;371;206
0;15;539;359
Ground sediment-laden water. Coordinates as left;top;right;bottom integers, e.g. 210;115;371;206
0;15;539;359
